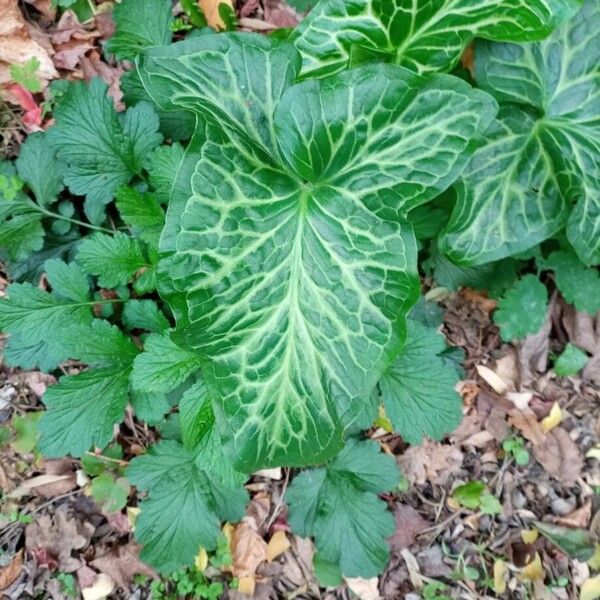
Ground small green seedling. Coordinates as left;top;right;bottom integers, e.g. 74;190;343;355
502;436;530;466
9;57;42;93
452;481;502;515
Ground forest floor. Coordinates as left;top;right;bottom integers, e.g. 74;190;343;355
1;1;599;599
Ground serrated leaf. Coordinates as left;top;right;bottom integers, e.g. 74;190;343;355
121;299;169;332
115;187;165;245
126;440;248;573
15;132;64;207
76;232;147;288
105;0;173;60
137;33;496;471
91;473;130;512
291;0;581;79
441;0;600;265
379;320;462;444
0;261;94;371
178;381;214;450
47;78;162;224
0;162;44;261
493;274;548;341
131;332;202;394
286;439;399;578
44;258;89;302
130;390;171;425
38;366;132;457
554;343;588;376
544;250;600;314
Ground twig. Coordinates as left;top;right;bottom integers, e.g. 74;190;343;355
265;468;290;530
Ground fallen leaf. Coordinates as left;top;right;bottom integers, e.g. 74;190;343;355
79;50;124;109
199;0;234;30
231;520;267;578
476;364;508;394
493;559;508;594
195;547;208;572
264;3;299;27
541;402;562;433
581;575;600;600
51;10;99;71
0;550;23;592
399;441;463;486
521;529;539;544
461;288;497;313
345;577;381;600
0;0;57;89
521;552;544;582
81;573;115;600
266;531;290;562
555;501;592;529
534;521;596;561
400;548;423;589
508;409;545;445
90;542;157;588
2;83;42;129
390;504;430;551
25;507;94;572
533;427;583;485
8;473;75;499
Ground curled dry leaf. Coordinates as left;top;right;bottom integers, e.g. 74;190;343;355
231;520;268;578
79;50;124;109
199;0;234;30
399;441;463;486
0;550;23;592
90;542;157;588
0;0;57;90
51;10;100;71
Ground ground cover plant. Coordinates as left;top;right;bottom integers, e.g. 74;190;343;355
0;0;599;595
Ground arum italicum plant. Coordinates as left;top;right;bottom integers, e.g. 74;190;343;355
0;0;591;580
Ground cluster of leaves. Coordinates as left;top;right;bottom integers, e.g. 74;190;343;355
0;0;597;583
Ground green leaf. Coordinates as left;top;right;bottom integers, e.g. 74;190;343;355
534;521;596;561
105;0;173;59
291;0;581;79
0;162;44;261
12;411;42;454
91;473;130;512
126;440;248;573
130;391;171;425
122;299;169;332
493;274;548;341
131;332;202;394
554;343;589;376
379;320;462;444
286;439;399;578
452;481;486;509
47;78;162;224
0;260;93;371
9;57;42;92
544;250;600;314
139;33;496;470
115;187;165;245
178;381;214;450
81;444;124;476
181;0;207;27
441;0;600;265
15;132;64;207
76;232;147;288
479;493;502;515
38;366;132;457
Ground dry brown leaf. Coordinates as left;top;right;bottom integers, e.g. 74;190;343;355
264;3;299;27
533;427;583;485
461;287;497;313
90;542;157;588
476;364;509;394
508;410;545;445
25;507;94;572
79;50;124;108
231;520;268;578
51;10;99;71
390;504;430;551
345;577;381;600
24;0;56;20
22;371;55;398
0;0;58;89
399;441;463;486
0;550;23;592
199;0;234;30
7;473;75;499
554;500;592;529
